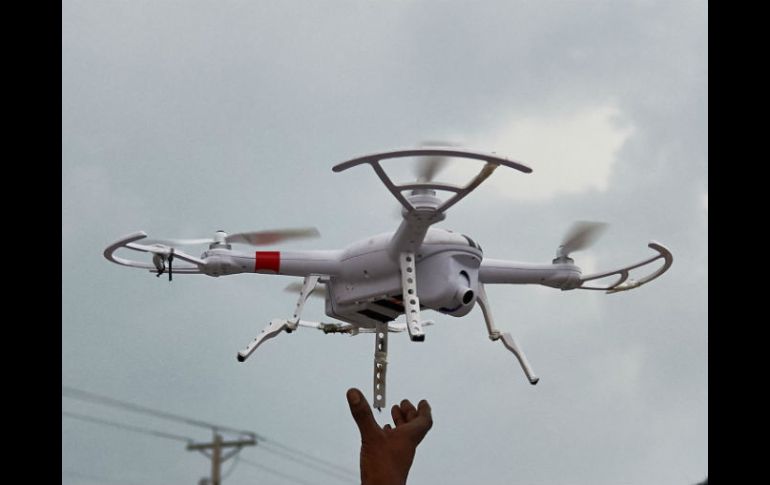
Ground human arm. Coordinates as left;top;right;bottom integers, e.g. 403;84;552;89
346;388;433;485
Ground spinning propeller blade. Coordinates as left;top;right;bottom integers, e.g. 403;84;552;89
145;227;320;247
557;221;607;258
414;141;456;183
147;238;212;246
415;155;448;183
227;228;320;246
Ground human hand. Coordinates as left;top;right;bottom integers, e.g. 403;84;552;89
346;388;433;485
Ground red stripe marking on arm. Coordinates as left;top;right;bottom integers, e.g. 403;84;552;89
254;251;280;273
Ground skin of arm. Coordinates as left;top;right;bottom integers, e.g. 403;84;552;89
346;388;433;485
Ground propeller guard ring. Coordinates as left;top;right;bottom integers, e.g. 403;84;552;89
332;148;532;214
103;231;203;274
576;242;673;293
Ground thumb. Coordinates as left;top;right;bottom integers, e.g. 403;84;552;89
346;388;380;439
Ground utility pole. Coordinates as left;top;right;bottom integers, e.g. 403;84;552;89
187;430;257;485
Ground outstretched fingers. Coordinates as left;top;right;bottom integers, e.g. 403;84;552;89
417;399;433;429
347;389;432;446
406;399;433;443
400;399;418;422
391;404;405;427
347;388;381;440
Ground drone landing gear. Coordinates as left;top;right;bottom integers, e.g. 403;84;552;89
373;322;388;411
400;252;427;342
237;275;320;362
237;318;296;362
476;284;539;385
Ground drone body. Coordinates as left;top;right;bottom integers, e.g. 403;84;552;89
105;148;673;409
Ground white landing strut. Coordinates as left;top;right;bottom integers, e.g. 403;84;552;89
399;252;425;342
373;322;389;411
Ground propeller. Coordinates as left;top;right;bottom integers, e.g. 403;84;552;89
555;221;608;261
145;227;320;247
415;155;448;183
414;140;457;183
151;247;175;281
389;152;447;219
390;141;458;218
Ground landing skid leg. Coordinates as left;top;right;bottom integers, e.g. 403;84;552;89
399;252;425;342
290;275;320;326
237;275;320;362
373;322;389;411
237;318;296;362
476;284;539;384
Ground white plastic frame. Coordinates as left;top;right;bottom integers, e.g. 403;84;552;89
577;242;673;293
332;148;532;213
103;231;204;274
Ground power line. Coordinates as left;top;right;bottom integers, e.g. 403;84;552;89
256;444;358;483
62;469;153;485
220;453;240;481
62;385;358;478
239;457;321;485
260;439;359;478
64;406;355;484
62;386;253;437
62;408;254;485
63;410;194;443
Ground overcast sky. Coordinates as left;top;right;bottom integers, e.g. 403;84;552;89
63;1;707;484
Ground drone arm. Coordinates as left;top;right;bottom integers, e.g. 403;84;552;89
479;259;582;289
245;250;342;277
577;242;673;293
385;165;515;254
125;243;206;267
389;211;445;255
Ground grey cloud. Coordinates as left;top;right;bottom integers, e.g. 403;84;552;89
63;1;707;484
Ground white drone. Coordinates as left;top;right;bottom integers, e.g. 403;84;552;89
105;147;673;409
